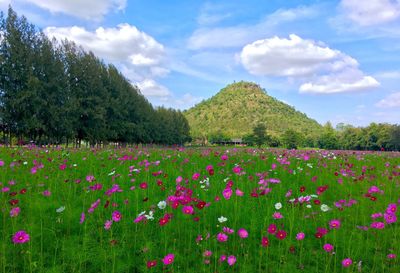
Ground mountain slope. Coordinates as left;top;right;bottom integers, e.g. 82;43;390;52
183;81;322;139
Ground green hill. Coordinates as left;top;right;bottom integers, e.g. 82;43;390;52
183;81;322;140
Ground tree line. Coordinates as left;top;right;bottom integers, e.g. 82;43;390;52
241;122;400;151
0;7;191;147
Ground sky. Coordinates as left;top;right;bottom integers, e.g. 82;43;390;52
1;0;400;127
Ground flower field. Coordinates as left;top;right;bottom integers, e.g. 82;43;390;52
1;146;399;272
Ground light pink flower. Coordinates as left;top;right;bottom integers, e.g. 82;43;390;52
216;233;228;242
296;232;305;240
162;253;174;265
227;255;236;266
342;258;352;267
238;228;248;238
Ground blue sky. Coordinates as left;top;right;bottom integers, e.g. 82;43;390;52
1;0;400;127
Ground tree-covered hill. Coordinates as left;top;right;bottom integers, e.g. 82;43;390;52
184;81;322;140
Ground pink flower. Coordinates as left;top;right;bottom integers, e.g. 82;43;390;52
219;255;227;262
80;213;85;224
0;160;4;167
10;207;20;217
42;190;51;196
182;205;194;215
296;232;305;240
387;253;396;259
223;188;233;200
221;154;228;160
232;165;242;174
104;220;112;230
192;173;200;180
323;243;334;252
216;233;228;242
235;189;244;196
203;250;212;257
370;222;385;229
227;255;236;266
12;230;30;244
176;176;183;183
86;175;95;182
112;211;122;222
342;258;353;267
384;213;397;224
223;227;234;234
273;212;283;219
267;224;277;234
387;204;397;214
329;219;341;229
238;228;248;238
371;213;383;219
162;253;174;265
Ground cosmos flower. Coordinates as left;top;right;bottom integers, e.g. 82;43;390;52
10;207;20;217
274;202;282;210
112;211;122;222
323;243;334;252
267;224;277;234
218;216;227;223
342;258;353;267
275;230;287;240
182;206;194;215
238;228;248;238
104;220;112;230
261;236;269;247
12;230;30;244
227;255;236;266
217;233;228;242
296;232;305;240
157;200;166;209
162;253;174;265
329;219;341;229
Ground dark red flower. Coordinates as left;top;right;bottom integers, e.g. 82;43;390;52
19;188;27;194
9;199;19;206
147;260;157;268
300;186;306;193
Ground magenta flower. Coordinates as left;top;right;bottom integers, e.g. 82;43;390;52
342;258;353;267
182;205;194;215
329;219;341;229
323;243;334;252
238;228;248;238
387;204;397;214
217;233;228;242
86;175;95;182
112;210;122;222
0;160;4;166
219;255;227;262
387;253;396;259
222;188;233;200
235;189;244;196
203;250;212;257
384;213;397;224
267;224;277;234
10;207;20;217
370;222;385;229
192;173;200;180
227;255;237;266
42;190;51;196
221;154;228;160
162;253;174;265
261;236;269;247
275;230;287;240
296;232;305;240
12;230;30;244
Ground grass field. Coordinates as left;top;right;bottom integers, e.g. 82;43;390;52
0;146;399;272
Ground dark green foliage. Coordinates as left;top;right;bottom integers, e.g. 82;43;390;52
0;7;191;146
252;123;270;147
282;129;303;149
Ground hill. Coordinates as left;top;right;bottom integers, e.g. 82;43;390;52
183;81;322;140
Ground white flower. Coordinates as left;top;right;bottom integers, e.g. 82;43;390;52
218;216;227;223
108;170;116;176
307;163;313;168
139;211;146;216
23;161;28;165
306;204;312;208
56;206;65;213
274;202;282;210
310;194;318;198
145;211;154;220
157;201;167;210
321;204;330;212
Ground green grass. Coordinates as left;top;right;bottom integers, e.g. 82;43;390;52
0;146;399;272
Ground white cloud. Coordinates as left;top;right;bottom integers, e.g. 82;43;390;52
188;5;319;49
45;24;167;81
376;92;400;107
136;79;171;98
197;3;231;26
240;34;379;94
21;0;126;20
339;0;400;27
376;70;400;79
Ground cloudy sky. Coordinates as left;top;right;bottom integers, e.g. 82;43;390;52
1;0;400;126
